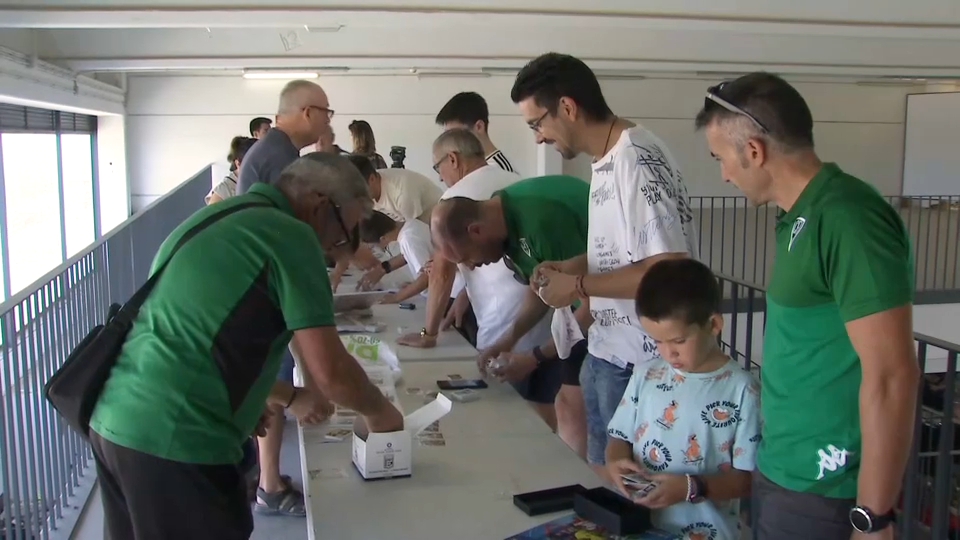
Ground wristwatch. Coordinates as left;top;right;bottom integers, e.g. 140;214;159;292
849;505;896;533
380;260;391;274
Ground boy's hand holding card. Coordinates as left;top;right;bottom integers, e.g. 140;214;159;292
630;473;690;510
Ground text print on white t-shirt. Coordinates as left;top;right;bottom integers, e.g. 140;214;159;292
586;126;699;369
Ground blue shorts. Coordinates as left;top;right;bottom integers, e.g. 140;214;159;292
276;348;295;384
579;353;633;466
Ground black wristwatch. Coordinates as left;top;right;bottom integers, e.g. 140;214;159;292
380;260;391;273
849;505;896;533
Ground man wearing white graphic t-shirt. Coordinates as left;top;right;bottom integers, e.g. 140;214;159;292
511;52;699;480
397;128;560;426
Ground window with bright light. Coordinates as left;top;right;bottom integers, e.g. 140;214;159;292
0;104;101;301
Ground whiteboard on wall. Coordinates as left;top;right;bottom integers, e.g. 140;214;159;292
902;92;960;196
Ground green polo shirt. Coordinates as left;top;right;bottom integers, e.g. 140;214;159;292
758;163;913;497
497;175;590;280
90;183;335;464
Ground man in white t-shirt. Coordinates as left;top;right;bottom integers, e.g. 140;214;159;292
511;53;699;479
343;156;444;290
359;210;466;305
435;91;517;174
397;128;559;424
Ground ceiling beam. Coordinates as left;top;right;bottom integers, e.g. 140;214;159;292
2;8;960;40
58;55;960;79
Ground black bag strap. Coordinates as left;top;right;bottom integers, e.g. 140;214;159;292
115;200;273;321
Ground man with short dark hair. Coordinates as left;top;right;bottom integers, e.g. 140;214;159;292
511;52;699;482
249;117;272;139
695;72;918;540
436;91;515;173
344;154;443;291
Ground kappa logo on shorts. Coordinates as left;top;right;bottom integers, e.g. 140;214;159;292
641;439;673;472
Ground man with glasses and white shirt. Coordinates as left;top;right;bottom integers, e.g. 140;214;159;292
511;53;699;481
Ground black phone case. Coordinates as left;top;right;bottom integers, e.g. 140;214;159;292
436;379;488;390
513;484;588;516
573;487;652;535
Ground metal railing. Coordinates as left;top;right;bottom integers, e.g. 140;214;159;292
694;195;960;296
0;166;210;540
717;272;960;539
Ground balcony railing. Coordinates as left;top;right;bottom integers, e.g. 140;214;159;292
718;272;960;539
695;196;960;300
0;167;209;540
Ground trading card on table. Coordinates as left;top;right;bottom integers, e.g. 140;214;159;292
404;386;422;395
447;374;463;380
417;431;444;440
419;438;446;447
307;468;348;480
325;428;352;440
422;421;440;432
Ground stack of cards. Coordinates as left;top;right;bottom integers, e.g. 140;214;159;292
620;473;657;497
415;420;445;446
416;431;446;447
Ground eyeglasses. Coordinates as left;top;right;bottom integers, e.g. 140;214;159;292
432;154;452;174
705;82;767;133
527;110;550;133
305;105;335;120
330;204;359;252
502;255;528;285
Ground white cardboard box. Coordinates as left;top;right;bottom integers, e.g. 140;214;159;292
351;393;453;480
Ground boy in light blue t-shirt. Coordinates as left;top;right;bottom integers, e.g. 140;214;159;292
606;258;760;540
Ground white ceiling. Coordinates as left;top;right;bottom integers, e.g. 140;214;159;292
1;0;959;79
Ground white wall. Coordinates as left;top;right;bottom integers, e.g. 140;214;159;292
96;115;131;233
125;74;921;209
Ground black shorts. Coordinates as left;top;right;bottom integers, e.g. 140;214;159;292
91;431;253;540
445;296;479;348
511;356;564;404
561;340;588;387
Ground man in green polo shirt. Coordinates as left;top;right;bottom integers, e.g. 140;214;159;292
89;153;403;540
695;72;919;540
431;174;593;458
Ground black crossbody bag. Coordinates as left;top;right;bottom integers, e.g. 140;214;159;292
44;201;271;438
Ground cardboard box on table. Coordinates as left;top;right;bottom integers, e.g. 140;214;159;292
351;393;452;480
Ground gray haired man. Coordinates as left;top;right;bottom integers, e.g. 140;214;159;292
89;153;404;540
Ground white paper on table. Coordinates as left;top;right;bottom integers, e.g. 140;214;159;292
551;307;585;359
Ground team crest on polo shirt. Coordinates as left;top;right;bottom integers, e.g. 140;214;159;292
788;217;806;252
519;238;532;257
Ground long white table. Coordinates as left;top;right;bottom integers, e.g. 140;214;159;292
297;360;603;539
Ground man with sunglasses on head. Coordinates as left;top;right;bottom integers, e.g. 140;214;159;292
88;154;403;540
430;174;592;457
695;72;917;540
511;52;699;482
235;79;342;518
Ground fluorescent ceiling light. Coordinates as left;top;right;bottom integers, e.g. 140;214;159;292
242;70;318;80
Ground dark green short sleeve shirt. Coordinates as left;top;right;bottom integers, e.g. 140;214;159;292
497;175;590;281
91;184;335;464
758;163;914;498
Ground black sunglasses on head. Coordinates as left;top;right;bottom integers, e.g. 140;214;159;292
502;255;528;285
705;82;768;133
